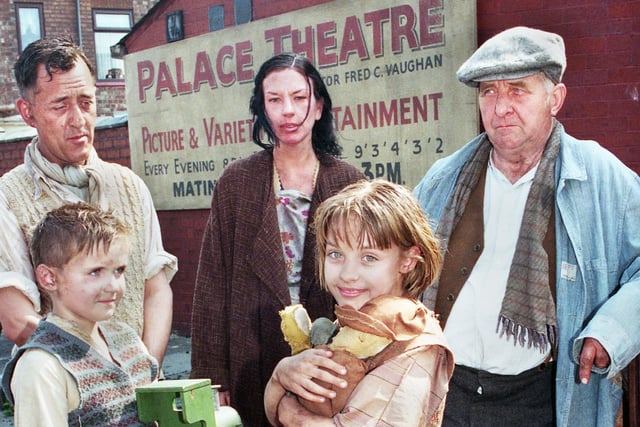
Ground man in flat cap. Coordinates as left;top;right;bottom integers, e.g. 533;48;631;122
414;26;640;425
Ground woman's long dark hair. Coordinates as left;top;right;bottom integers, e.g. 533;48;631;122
249;53;342;157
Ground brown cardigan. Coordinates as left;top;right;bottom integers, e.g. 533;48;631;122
190;149;364;426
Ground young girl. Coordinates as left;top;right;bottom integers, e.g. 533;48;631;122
264;180;454;426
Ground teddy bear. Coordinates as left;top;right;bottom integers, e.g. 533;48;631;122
279;295;431;417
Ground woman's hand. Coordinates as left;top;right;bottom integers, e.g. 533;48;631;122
274;348;348;402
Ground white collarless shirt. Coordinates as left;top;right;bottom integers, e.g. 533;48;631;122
444;155;551;374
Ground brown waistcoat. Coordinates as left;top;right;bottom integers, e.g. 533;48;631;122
435;167;556;328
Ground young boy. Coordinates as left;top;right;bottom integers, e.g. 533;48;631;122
2;202;158;426
265;180;454;426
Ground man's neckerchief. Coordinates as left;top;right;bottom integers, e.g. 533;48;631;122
425;121;561;352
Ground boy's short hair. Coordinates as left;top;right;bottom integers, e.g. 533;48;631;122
30;202;130;270
313;180;441;298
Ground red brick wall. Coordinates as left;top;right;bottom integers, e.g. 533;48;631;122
0;3;18;115
0;140;29;172
251;0;330;20
96;82;128;115
123;1;235;51
94;123;132;166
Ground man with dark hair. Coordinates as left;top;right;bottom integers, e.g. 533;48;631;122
0;37;177;367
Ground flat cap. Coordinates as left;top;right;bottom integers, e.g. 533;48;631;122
457;26;566;87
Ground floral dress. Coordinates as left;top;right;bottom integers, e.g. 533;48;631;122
274;163;318;304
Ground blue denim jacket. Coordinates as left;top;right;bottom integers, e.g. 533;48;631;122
413;124;640;426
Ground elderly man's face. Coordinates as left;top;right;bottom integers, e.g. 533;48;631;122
478;73;565;157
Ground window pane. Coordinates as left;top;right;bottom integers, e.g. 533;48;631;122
95;32;126;79
234;0;252;25
18;7;42;50
95;13;131;29
93;11;131;79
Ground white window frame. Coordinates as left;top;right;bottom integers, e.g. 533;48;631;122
93;9;132;80
16;3;44;53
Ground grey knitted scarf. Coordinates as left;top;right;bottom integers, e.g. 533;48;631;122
432;123;561;351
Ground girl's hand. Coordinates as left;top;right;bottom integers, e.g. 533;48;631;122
273;348;348;402
277;392;334;426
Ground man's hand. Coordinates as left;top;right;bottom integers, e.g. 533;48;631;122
579;337;610;384
143;270;173;367
0;287;40;345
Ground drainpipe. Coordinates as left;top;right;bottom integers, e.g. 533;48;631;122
76;0;83;49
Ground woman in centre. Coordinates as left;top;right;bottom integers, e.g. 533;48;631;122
190;53;364;426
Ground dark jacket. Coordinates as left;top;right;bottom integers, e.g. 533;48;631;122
190;149;364;426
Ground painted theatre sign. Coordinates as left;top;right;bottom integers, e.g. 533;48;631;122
125;0;478;209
